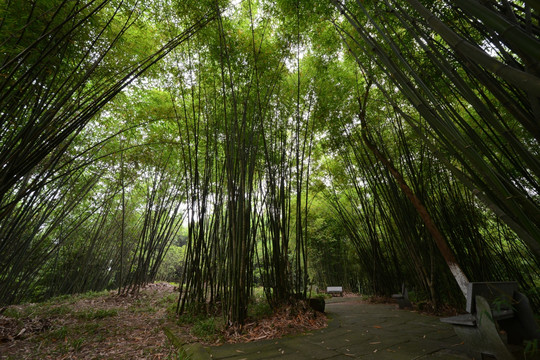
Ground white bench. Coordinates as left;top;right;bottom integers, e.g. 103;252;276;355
326;286;343;297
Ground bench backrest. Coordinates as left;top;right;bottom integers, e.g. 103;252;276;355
327;286;343;292
400;283;407;295
466;281;518;313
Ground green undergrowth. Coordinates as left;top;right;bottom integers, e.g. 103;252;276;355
4;305;119;321
34;322;109;357
191;317;220;340
47;290;110;305
248;297;273;319
524;339;539;359
3;302;74;319
75;308;118;320
129;295;159;314
159;292;178;308
2;290;112;319
0;283;183;359
1;283;326;358
166;288;276;342
171;307;225;342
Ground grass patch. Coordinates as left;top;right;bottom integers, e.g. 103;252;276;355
248;299;272;319
166;303;181;320
129;297;157;314
45;326;68;342
41;289;108;306
2;307;23;319
171;303;207;325
158;293;178;307
248;287;273;319
75;308;118;320
191;317;216;338
46;305;71;316
130;304;157;314
42;294;73;305
176;311;197;325
77;322;101;335
4;303;72;319
3;289;112;320
0;283;205;359
70;337;84;352
169;305;224;342
3;304;45;319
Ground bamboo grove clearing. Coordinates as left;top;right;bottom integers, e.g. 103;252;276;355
0;0;539;334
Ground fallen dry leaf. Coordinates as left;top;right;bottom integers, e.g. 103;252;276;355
0;283;328;359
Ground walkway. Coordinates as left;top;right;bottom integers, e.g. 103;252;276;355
190;297;472;359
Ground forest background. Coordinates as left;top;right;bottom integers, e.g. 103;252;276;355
0;0;539;326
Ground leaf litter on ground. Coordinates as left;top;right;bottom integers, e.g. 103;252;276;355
0;283;327;359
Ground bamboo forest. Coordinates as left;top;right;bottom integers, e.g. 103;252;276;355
0;0;539;358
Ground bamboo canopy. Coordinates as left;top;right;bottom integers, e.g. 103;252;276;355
0;0;539;324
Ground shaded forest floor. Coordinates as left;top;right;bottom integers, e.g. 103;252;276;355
0;283;327;359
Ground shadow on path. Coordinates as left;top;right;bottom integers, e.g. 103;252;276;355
194;297;471;359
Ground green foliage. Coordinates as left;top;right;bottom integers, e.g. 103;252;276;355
525;339;539;359
0;0;539;330
156;245;186;283
248;299;273;319
191;317;218;339
306;195;363;291
491;296;514;313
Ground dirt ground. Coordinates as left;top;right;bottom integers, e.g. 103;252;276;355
0;283;327;359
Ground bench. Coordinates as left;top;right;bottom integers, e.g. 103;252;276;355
440;281;540;359
392;283;412;309
326;286;343;297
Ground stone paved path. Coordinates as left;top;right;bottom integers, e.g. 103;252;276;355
192;297;472;359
